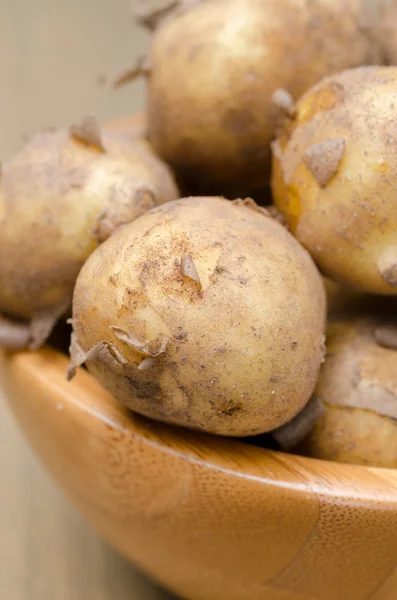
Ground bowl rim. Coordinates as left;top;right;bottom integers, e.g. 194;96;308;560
2;346;397;500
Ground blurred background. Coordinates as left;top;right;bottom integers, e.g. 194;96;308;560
0;0;146;157
0;1;173;598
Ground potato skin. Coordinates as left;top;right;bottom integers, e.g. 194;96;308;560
147;0;380;196
71;197;326;437
273;66;397;294
299;317;397;467
0;126;179;323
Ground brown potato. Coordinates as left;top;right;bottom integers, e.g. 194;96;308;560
144;0;380;197
69;197;326;437
298;316;397;467
0;117;179;349
272;66;397;294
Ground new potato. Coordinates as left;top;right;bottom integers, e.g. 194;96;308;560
145;0;380;197
272;66;397;294
0;117;179;348
299;317;397;467
69;197;326;437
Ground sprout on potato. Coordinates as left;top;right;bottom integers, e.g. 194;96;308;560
297;316;397;467
69;196;326;437
272;66;397;294
128;0;382;198
0;116;179;349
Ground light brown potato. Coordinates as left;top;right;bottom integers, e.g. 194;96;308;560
298;317;397;467
0;117;179;348
272;66;397;294
145;0;380;197
69;197;326;437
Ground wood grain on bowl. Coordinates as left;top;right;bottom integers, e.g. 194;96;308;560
1;347;397;600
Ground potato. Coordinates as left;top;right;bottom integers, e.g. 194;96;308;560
0;116;179;349
69;197;326;437
142;0;380;197
298;316;397;467
272;66;397;294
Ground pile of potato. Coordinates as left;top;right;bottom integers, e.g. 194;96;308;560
2;0;397;467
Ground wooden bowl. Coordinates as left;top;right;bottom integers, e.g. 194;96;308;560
2;347;397;600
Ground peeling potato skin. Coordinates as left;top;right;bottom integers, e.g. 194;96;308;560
298;316;397;467
0;126;179;325
71;196;326;437
147;0;380;196
272;66;397;294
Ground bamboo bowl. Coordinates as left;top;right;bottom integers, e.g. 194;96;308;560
2;346;397;600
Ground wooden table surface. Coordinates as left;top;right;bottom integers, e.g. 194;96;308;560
0;389;175;600
0;1;174;598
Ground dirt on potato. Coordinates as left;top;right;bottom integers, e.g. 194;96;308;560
69;196;326;437
272;66;397;294
297;315;397;467
0;117;179;349
142;0;381;197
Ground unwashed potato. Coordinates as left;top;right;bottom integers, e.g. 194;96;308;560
272;66;397;294
142;0;380;197
297;317;397;467
0;116;179;349
69;196;326;437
